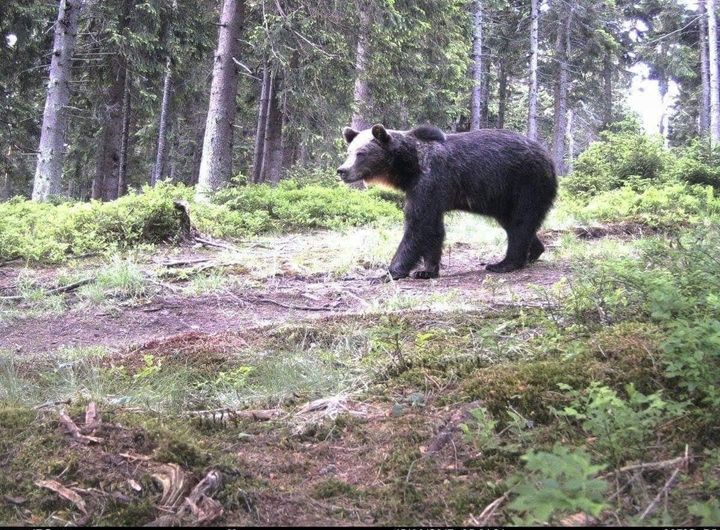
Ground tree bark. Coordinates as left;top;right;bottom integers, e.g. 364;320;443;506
658;75;669;138
351;2;371;131
190;114;205;186
470;0;484;131
92;0;132;201
566;107;574;174
92;58;126;201
32;0;84;202
497;59;507;129
700;0;711;134
117;69;132;197
281;88;295;171
152;57;173;186
527;0;539;140
262;72;284;185
603;52;613;129
252;63;271;183
552;6;572;176
196;0;245;199
709;0;720;145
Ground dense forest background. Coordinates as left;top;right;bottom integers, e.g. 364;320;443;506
2;0;719;201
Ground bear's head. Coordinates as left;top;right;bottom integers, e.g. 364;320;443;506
337;124;419;190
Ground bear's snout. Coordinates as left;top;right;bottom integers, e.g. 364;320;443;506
337;167;350;180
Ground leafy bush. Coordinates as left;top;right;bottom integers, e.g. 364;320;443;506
560;183;720;227
507;445;608;525
566;228;720;409
0;183;195;263
668;140;720;189
212;180;401;232
564;125;671;199
0;180;401;263
555;382;684;467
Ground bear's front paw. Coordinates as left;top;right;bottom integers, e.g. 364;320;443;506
486;261;523;273
412;270;438;280
370;270;408;284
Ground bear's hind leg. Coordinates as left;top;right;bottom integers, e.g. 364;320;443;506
528;235;545;262
487;221;535;273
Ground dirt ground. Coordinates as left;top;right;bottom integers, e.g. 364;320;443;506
0;231;578;526
0;242;569;354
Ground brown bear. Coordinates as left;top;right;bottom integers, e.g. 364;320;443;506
337;124;557;280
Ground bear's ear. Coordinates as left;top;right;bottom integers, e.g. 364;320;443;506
371;124;391;144
343;127;359;144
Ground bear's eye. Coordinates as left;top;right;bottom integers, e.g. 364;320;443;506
356;151;366;158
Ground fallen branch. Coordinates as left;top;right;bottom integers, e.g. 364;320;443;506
1;277;94;301
470;493;508;526
185;407;281;424
638;467;682;520
243;295;335;312
161;258;211;268
35;480;88;514
195;237;238;252
600;456;688;479
58;409;102;444
0;258;22;268
638;446;690;521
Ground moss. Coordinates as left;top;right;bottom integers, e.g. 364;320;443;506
153;438;207;468
312;478;358;499
0;405;36;429
95;498;157;526
456;356;605;422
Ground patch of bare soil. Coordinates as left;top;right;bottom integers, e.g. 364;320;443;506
0;242;569;354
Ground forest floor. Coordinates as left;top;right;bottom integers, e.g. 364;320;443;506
0;216;683;526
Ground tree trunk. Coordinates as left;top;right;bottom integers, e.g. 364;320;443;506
658;75;669;138
497;59;507;129
152;57;173;186
117;69;132;197
552;7;572;176
92;58;126;201
32;0;84;201
351;2;371;131
481;56;490;127
566;107;574;174
190;114;205;186
262;72;284;185
281;88;295;171
92;0;132;201
700;0;711;135
252;63;271;183
603;52;613;129
92;57;127;201
196;0;245;199
1;147;10;200
470;0;483;130
527;0;539;140
705;0;719;141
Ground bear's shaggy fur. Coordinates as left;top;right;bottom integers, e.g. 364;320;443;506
337;124;557;279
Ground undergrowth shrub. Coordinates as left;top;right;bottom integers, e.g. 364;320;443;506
212;180;401;231
566;228;720;409
559;183;720;227
564;124;671;199
554;382;684;467
0;183;194;263
506;445;608;525
0;180;401;263
669;140;720;189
